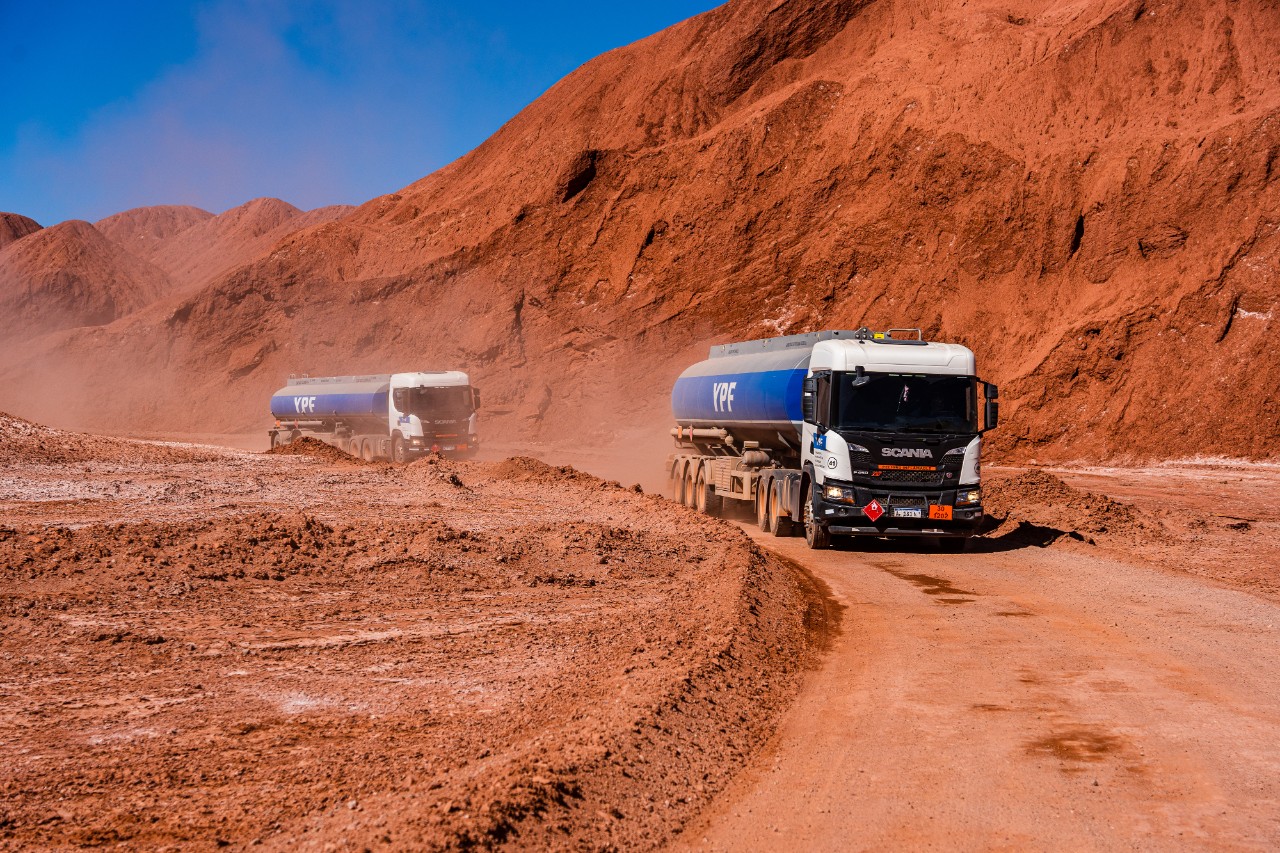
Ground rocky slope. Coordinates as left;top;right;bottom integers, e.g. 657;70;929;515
0;220;170;341
94;204;213;258
1;0;1276;462
0;212;42;251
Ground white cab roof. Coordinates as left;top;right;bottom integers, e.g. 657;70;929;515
390;371;471;387
811;339;975;376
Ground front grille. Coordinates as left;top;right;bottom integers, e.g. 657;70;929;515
888;494;927;508
878;470;942;484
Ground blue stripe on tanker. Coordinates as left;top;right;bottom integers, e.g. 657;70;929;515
671;368;806;425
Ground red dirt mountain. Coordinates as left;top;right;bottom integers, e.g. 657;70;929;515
2;0;1277;461
143;198;355;293
0;212;42;250
0;220;170;342
95;205;213;257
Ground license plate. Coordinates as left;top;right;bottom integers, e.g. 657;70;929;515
929;505;953;520
892;507;922;519
442;445;456;451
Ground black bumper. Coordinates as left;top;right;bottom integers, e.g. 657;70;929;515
813;488;984;538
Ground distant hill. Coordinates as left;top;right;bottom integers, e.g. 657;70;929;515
0;219;169;341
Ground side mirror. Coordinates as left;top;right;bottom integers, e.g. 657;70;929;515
985;400;999;431
472;388;481;411
801;377;816;423
984;383;999;400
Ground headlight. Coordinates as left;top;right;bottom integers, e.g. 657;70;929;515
956;488;981;506
822;484;857;504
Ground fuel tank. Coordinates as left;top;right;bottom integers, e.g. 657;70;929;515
671;346;813;450
270;375;390;421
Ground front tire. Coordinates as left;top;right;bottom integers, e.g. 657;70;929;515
392;435;407;464
803;484;831;550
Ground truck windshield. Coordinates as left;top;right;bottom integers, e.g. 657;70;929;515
832;373;976;434
398;386;473;420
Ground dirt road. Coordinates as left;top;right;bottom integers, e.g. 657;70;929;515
679;527;1280;850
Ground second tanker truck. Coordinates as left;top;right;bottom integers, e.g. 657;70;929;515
269;371;480;462
668;328;998;550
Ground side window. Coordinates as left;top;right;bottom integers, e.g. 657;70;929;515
813;371;832;427
392;389;408;411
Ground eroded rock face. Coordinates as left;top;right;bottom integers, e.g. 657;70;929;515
2;0;1278;461
0;212;42;250
0;220;171;341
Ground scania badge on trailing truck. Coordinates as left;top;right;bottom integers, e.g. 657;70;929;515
268;371;480;462
667;328;999;551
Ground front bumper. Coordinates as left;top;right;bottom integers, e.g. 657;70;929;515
814;485;983;537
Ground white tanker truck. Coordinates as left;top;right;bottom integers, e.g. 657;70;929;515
268;371;480;462
668;328;998;550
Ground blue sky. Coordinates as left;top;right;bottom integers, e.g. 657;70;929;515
1;1;721;225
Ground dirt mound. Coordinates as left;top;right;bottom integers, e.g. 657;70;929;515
0;422;828;850
0;219;172;342
984;468;1161;545
483;455;603;486
1;0;1276;464
94;204;213;255
264;435;363;463
0;411;221;465
0;211;42;250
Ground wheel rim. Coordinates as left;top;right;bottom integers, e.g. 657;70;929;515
804;495;817;544
696;475;706;512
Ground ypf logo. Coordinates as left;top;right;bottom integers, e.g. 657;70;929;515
881;447;933;459
712;381;737;413
293;396;317;414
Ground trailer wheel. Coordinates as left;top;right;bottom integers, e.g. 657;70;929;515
695;469;722;516
770;483;795;537
682;467;698;508
392;435;407;464
757;484;774;534
360;441;374;462
802;484;831;550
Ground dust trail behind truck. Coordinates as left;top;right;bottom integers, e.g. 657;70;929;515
269;371;480;462
668;328;998;550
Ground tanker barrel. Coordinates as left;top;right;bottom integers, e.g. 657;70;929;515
670;346;814;452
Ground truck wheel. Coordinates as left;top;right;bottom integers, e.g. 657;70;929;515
682;468;698;508
770;484;795;537
361;441;374;462
757;485;774;534
695;470;722;516
393;435;407;464
802;485;831;550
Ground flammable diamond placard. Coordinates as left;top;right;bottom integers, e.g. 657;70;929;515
864;498;885;522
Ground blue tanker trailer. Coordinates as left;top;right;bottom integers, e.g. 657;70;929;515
668;328;999;550
269;371;479;462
